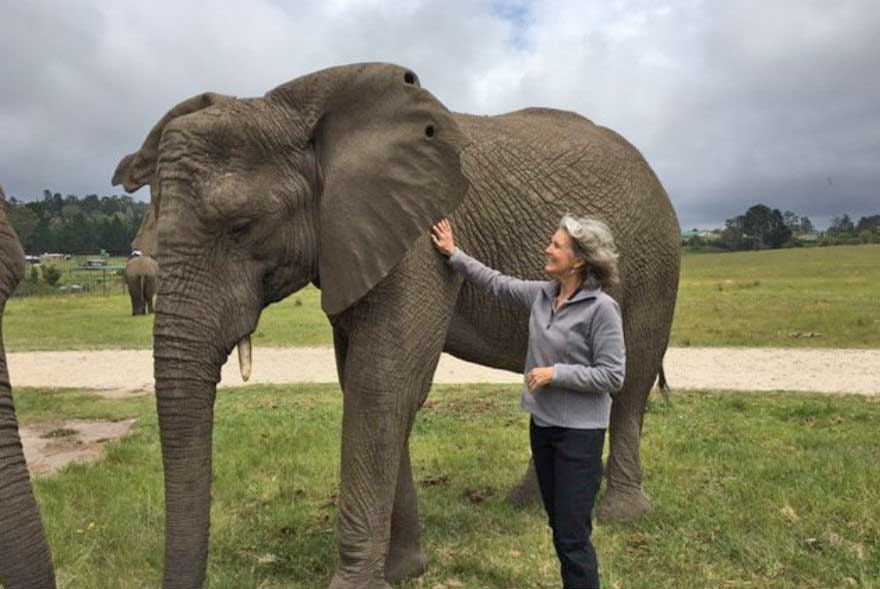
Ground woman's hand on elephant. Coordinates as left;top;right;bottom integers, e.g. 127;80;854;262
527;367;555;393
431;218;456;257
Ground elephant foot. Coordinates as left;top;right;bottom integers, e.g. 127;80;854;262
328;574;392;589
596;486;653;524
385;548;428;583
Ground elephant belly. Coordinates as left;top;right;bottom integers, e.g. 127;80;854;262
442;284;529;373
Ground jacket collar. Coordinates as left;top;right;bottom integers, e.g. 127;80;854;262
541;281;601;304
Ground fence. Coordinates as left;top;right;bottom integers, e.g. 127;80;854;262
14;257;129;298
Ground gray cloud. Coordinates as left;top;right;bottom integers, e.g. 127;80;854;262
1;0;878;229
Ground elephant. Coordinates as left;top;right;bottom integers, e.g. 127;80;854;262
124;254;159;315
0;185;57;588
113;62;680;588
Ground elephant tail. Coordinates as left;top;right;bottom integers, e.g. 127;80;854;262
139;275;145;298
657;363;671;401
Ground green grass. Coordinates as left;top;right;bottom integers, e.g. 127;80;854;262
16;384;880;588
4;286;331;352
7;245;880;351
672;244;880;348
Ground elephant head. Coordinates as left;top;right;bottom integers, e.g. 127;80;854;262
113;63;468;586
0;185;56;588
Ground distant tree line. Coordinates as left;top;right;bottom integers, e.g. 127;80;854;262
825;213;880;244
4;190;148;256
683;204;880;252
718;205;795;250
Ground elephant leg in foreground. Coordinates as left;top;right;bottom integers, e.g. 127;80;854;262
0;313;56;586
0;375;57;589
330;247;458;588
332;328;428;583
385;437;428;582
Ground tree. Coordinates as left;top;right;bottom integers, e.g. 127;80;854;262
719;214;747;251
799;216;814;234
742;204;791;249
782;210;800;233
828;214;855;235
856;215;880;233
10;191;148;254
8;206;39;248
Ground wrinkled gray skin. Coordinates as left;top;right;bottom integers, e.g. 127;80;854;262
125;255;159;315
0;185;56;588
114;63;680;589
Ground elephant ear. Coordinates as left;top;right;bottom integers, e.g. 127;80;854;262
311;65;469;315
129;180;160;256
112;92;232;256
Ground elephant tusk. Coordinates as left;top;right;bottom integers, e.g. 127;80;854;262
238;336;253;382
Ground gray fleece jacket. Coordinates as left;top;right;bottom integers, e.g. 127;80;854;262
449;248;626;429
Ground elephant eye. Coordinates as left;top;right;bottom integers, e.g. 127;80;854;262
230;219;251;237
425;125;435;138
404;71;417;85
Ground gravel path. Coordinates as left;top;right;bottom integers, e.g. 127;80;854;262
9;347;880;396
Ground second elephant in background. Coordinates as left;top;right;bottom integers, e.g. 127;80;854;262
124;254;158;315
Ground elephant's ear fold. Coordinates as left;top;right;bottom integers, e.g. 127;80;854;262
314;66;469;315
113;92;232;256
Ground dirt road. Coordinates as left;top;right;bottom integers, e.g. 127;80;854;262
10;346;880;396
14;346;878;476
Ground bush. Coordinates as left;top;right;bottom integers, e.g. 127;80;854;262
28;266;40;283
14;281;59;297
859;230;873;244
42;265;62;286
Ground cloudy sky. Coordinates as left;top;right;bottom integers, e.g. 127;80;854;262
2;0;878;229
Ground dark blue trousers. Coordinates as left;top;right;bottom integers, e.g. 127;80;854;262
530;419;606;589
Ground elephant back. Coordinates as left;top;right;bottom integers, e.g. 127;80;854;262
452;108;680;296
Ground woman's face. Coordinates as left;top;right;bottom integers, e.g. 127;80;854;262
544;229;583;279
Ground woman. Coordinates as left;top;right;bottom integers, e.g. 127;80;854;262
431;216;625;589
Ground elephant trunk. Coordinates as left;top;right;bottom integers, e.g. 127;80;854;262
153;271;225;588
0;304;56;589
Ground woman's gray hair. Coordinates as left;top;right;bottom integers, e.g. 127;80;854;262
559;214;620;289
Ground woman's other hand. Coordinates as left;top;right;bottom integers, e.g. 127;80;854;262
431;218;456;257
527;367;555;393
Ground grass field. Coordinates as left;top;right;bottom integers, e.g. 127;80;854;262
673;244;880;348
6;244;879;351
4;287;330;352
17;384;879;588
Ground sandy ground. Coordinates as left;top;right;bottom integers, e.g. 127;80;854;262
9;346;880;396
19;419;137;477
10;346;878;476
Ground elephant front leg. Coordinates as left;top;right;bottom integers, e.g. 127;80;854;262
328;241;459;588
330;391;399;589
385;441;427;583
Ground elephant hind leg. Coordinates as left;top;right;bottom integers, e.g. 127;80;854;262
597;349;663;524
